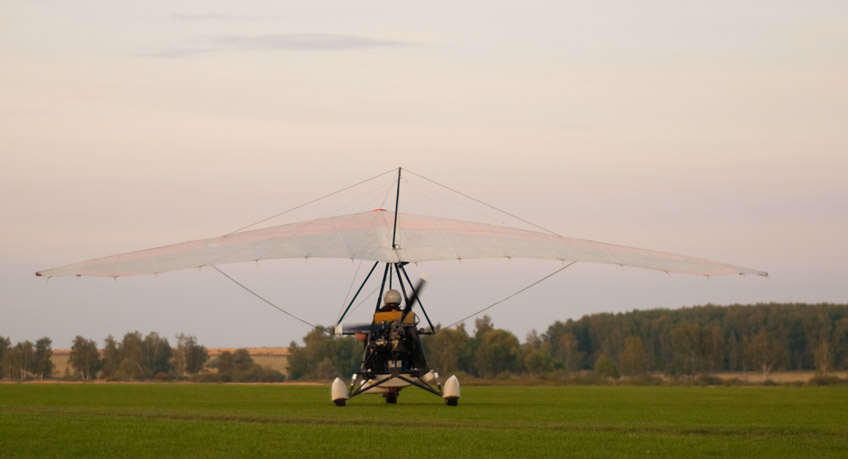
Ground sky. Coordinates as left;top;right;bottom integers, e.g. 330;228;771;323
2;1;846;349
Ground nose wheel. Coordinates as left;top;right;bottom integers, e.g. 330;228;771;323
384;389;398;404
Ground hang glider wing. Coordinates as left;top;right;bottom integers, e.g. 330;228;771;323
36;209;767;278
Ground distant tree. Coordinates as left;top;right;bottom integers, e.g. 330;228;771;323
171;334;208;376
746;330;788;379
3;341;34;380
313;358;339;380
208;349;284;382
33;337;54;380
140;332;172;379
836;318;848;370
171;337;187;377
229;348;254;380
117;332;145;380
186;344;209;374
541;320;570;360
118;358;143;380
328;335;361;378
286;327;357;380
474;316;495;339
69;336;100;381
814;341;835;376
521;330;553;374
557;332;582;373
667;322;701;378
100;335;121;380
2;345;20;379
290;327;332;379
739;335;751;374
0;336;11;379
727;332;740;372
700;324;724;374
586;313;626;360
103;331;173;380
213;351;234;378
594;354;619;379
15;341;35;379
422;324;472;375
619;336;646;376
286;343;308;381
475;328;520;378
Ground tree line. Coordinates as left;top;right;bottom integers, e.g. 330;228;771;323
287;303;848;380
540;302;848;378
4;303;846;383
0;331;284;383
0;337;54;380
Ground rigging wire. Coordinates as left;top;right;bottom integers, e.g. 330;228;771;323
404;174;510;226
336;259;365;321
404;168;561;236
211;265;328;333
441;261;578;331
347;285;380;316
380;177;397;209
212;167;576;335
324;179;394;219
401;176;435;219
223;167;397;236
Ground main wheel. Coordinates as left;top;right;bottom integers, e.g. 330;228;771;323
385;392;397;404
334;399;346;407
445;397;458;406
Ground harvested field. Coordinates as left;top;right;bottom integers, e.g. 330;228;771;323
51;347;289;378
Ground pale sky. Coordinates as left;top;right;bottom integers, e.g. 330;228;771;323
2;1;846;348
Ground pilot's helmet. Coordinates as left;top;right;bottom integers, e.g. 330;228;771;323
383;289;402;306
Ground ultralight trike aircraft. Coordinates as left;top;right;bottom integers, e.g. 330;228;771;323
37;168;767;405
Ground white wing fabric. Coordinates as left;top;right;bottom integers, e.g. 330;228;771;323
36;209;767;278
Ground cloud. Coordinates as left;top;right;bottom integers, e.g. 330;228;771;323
141;33;410;59
212;34;409;51
171;13;245;22
137;47;212;59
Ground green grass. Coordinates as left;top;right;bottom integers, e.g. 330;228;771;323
1;384;846;458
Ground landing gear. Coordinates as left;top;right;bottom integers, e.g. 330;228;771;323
384;389;398;404
330;372;460;406
330;261;462;407
331;377;349;407
442;375;461;406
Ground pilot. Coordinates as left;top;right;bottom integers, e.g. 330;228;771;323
380;289;402;312
375;289;416;326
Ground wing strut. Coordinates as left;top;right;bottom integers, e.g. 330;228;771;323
336;262;434;334
336;261;380;326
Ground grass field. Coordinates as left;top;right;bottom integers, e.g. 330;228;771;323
1;384;846;458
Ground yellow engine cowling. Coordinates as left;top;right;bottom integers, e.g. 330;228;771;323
373;310;416;324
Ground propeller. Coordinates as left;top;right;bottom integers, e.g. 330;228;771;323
335;276;427;336
341;323;372;334
401;277;427;324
